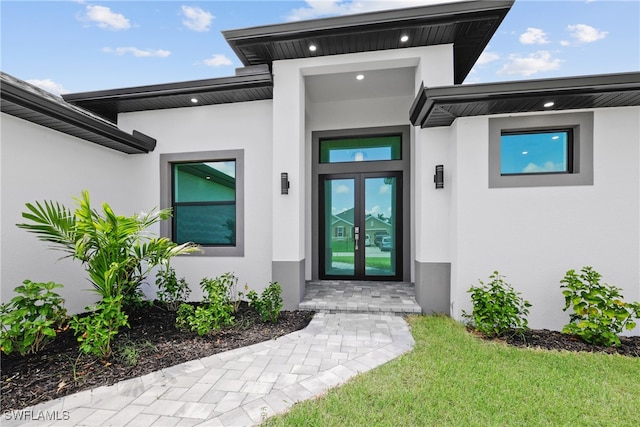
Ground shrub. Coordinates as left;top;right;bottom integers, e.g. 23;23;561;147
69;295;129;358
247;282;283;323
0;280;67;355
155;266;191;311
16;190;200;305
463;271;531;337
174;274;236;335
561;266;640;347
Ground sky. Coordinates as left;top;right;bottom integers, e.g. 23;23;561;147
1;0;638;95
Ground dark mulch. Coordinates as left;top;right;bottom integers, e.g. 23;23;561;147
1;302;314;412
504;328;640;358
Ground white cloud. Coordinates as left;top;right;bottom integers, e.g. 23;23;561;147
476;51;500;66
203;54;233;67
519;27;549;45
522;161;564;173
286;0;457;21
379;185;390;195
567;24;607;44
335;184;351;194
80;5;130;31
103;47;171;58
26;79;68;96
497;51;562;77
181;5;214;32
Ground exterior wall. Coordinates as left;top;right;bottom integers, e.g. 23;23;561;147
448;106;640;332
0;113;143;314
118;100;274;302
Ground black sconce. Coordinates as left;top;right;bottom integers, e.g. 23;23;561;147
281;172;290;194
434;165;444;189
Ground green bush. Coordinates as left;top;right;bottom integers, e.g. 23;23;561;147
174;274;236;335
17;190;200;305
561;266;640;346
247;282;283;323
0;280;67;355
155;266;191;311
70;295;129;358
463;271;531;337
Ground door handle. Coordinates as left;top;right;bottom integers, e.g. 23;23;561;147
355;233;359;250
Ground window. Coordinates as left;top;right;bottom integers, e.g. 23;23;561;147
161;150;244;256
336;226;345;238
500;129;573;175
320;135;401;163
489;112;593;188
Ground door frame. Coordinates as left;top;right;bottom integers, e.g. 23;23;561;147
311;125;411;281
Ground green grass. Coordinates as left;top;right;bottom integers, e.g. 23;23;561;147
263;316;640;427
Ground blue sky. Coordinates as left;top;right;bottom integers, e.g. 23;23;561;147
1;0;638;95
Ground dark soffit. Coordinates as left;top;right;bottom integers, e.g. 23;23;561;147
1;72;156;154
410;72;640;128
62;67;274;123
223;0;514;85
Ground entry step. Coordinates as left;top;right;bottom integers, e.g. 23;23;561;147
300;281;422;315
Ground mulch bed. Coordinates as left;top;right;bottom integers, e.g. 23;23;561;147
0;302;314;412
504;328;640;357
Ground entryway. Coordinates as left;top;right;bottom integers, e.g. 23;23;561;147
319;172;402;280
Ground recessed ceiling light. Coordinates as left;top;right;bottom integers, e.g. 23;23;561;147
400;35;409;43
543;101;555;108
205;176;211;180
552;136;560;140
356;74;365;80
191;98;198;104
309;44;317;52
522;151;528;155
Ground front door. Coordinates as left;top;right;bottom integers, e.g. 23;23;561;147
320;172;402;280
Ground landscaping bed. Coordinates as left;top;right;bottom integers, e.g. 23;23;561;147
1;302;314;412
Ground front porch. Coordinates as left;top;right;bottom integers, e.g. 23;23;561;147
299;281;422;315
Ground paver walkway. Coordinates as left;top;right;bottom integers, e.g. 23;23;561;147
6;313;414;427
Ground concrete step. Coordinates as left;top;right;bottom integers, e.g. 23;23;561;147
300;281;422;316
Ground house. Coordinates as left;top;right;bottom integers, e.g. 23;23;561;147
2;0;639;333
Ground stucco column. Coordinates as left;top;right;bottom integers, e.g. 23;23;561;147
271;61;306;310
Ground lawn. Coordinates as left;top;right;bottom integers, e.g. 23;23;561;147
331;255;391;270
263;315;640;426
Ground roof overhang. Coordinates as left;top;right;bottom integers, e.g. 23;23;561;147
1;72;156;154
223;0;514;85
410;72;640;128
62;65;273;122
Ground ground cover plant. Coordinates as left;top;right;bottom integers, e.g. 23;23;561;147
263;315;640;427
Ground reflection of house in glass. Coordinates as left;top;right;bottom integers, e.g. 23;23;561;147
331;208;392;248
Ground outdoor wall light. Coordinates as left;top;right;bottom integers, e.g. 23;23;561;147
434;164;444;189
281;172;290;194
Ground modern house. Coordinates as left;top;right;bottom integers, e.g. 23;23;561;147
2;0;639;333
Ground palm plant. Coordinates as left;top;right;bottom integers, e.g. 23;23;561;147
17;191;199;303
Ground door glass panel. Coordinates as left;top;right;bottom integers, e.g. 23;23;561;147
320;136;401;163
364;177;396;276
324;179;355;277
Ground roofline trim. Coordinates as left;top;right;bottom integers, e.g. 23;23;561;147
2;76;156;154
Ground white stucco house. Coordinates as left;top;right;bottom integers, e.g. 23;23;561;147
2;0;639;333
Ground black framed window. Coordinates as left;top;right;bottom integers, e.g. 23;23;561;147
500;129;573;175
172;161;236;246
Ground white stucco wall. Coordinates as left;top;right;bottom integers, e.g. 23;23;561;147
449;106;640;332
118;100;274;301
1;113;143;314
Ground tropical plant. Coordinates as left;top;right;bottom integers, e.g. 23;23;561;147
247;282;283;323
561;266;640;346
0;280;67;355
463;271;531;337
16;190;199;305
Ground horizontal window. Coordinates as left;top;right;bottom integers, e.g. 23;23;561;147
160;150;244;257
500;129;573;175
320;135;401;163
489;113;593;188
